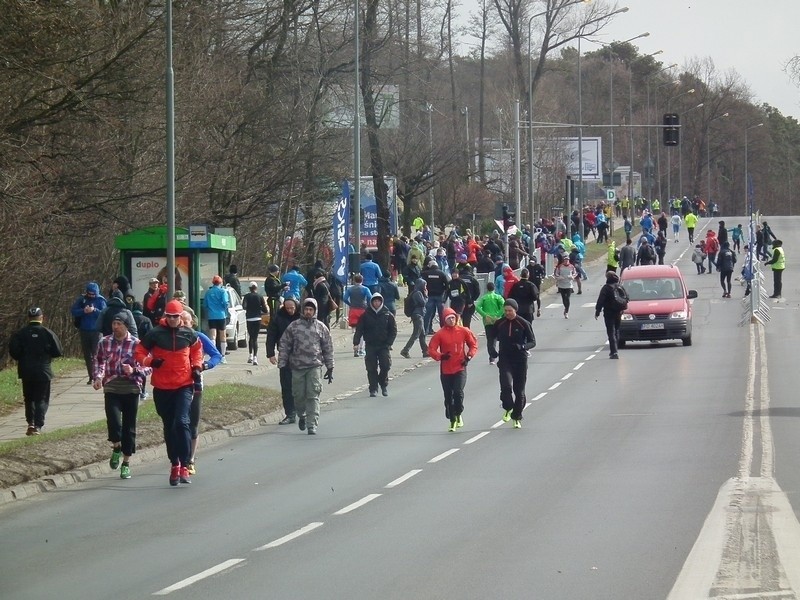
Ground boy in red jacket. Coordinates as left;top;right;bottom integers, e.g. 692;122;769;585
428;308;478;432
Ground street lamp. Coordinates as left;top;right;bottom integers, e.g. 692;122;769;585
646;65;678;202
461;106;470;181
744;122;764;216
575;6;630;238
705;112;729;214
425;103;434;233
353;0;362;252
629;50;663;204
526;0;588;225
665;87;695;201
678;102;704;201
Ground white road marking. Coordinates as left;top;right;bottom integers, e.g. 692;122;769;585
580;302;595;308
333;493;382;515
385;470;422;488
490;420;504;429
573;362;585;371
548;382;562;390
560;372;573;381
153;559;246;595
254;522;324;550
668;324;800;597
584;354;596;361
545;303;562;308
428;448;459;463
532;392;547;401
463;431;490;445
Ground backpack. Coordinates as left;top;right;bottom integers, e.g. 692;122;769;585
403;294;415;318
610;284;629;311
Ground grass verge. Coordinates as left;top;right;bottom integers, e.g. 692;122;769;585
0;357;85;417
0;383;282;490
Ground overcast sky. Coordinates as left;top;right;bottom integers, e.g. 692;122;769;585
460;0;799;119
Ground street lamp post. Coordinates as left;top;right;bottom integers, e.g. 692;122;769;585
461;106;470;181
353;0;361;252
426;103;434;233
165;0;176;295
744;122;764;216
526;0;588;227
705;112;730;214
665;87;695;202
678;102;704;202
646;65;677;203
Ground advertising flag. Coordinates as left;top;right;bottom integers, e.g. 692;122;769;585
332;180;350;285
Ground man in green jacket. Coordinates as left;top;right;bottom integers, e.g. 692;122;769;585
474;281;505;365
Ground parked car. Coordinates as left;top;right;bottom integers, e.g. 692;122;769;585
200;285;248;350
618;265;698;347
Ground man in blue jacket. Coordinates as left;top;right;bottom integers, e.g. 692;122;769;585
203;275;230;361
359;253;383;293
281;265;308;300
70;282;107;384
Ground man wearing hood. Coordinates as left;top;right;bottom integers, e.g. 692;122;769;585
353;294;397;397
96;293;138;337
421;258;449;335
277;298;334;434
267;296;301;424
594;271;627;359
71;282;108;383
493;298;536;428
400;279;428;359
428;308;478;432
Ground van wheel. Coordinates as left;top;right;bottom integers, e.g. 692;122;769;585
682;335;692;346
617;339;627;349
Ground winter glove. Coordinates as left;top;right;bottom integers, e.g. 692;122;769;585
202;362;211;371
461;356;471;367
516;343;527;351
324;367;334;384
151;357;165;368
440;353;452;361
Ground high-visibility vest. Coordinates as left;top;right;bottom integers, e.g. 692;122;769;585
772;248;786;270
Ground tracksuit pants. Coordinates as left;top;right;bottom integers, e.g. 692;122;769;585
441;370;467;421
153;386;193;467
365;346;392;393
104;391;139;457
498;359;527;421
22;379;51;429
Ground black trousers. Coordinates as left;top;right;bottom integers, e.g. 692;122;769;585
773;269;784;297
22;379;51;429
720;270;733;294
153;386;193;467
559;288;572;313
461;304;476;329
365;346;392;392
247;321;261;356
441;370;467;420
279;366;295;417
104;391;139;456
79;329;101;379
484;324;498;360
190;392;202;439
498;359;527;420
603;312;621;355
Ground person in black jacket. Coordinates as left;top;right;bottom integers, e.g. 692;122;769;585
224;264;242;296
8;307;64;435
717;241;737;298
400;279;428;359
456;263;481;329
528;258;547;317
264;264;289;318
594;271;627;359
492;298;536;429
96;295;138;338
242;281;269;364
421;260;449;335
266;296;300;423
508;268;539;323
353;293;397;397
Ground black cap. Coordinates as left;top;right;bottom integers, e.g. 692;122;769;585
27;307;43;318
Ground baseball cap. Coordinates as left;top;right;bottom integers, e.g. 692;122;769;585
149;277;160;283
457;254;467;262
27;307;43;318
249;281;258;289
212;275;223;285
172;290;186;299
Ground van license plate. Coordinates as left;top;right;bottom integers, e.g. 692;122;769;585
641;323;664;330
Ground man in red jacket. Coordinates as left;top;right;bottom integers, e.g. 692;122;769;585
428;308;478;432
135;300;203;486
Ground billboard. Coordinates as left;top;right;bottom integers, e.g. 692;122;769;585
322;85;400;129
557;137;602;178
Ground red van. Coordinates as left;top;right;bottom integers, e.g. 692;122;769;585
618;265;698;347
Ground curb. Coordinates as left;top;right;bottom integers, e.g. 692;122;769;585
0;357;430;508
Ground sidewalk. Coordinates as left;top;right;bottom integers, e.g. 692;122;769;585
0;310;423;443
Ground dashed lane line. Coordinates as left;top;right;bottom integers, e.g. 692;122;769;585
254;522;325;551
333;494;382;515
385;470;423;488
428;448;459;463
153;559;246;595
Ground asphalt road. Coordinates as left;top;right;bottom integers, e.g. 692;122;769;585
1;217;798;600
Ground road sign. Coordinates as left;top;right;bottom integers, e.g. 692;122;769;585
606;189;616;202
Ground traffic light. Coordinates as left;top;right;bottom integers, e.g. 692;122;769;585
502;204;515;231
663;113;679;146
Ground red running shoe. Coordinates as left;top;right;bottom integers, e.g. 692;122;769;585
169;465;181;486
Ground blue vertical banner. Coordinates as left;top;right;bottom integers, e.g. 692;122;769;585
332;180;350;284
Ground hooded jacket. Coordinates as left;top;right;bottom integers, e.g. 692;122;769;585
9;320;64;381
353;293;397;349
475;288;506;326
409;279;427;317
96;296;138;337
427;308;478;375
70;282;108;331
265;298;301;359
277;298;334;370
134;323;203;390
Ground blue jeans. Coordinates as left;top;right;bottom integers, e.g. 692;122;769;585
424;297;444;333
